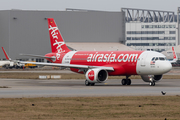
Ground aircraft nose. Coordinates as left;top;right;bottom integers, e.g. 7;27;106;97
163;62;172;73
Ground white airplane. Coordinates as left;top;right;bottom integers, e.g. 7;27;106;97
0;47;23;68
0;61;11;67
0;47;13;68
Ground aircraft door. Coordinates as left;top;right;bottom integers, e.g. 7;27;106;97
136;52;150;74
136;51;151;74
140;53;148;67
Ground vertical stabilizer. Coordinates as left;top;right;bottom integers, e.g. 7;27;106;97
172;47;177;61
47;18;71;53
2;47;11;60
169;46;178;63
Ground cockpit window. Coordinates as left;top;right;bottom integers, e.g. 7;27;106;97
152;57;166;61
159;57;165;61
155;57;159;61
151;57;155;61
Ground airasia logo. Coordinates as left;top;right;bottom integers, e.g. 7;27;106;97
88;70;94;81
49;25;65;60
87;52;139;63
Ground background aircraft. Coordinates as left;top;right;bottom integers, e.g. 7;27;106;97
0;47;15;68
1;47;24;69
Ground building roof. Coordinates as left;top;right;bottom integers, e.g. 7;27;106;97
66;42;134;51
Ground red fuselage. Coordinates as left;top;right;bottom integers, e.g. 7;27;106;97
45;50;143;76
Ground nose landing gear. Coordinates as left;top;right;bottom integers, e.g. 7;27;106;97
149;77;156;86
149;81;155;86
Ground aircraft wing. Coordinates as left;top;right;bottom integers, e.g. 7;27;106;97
19;61;114;71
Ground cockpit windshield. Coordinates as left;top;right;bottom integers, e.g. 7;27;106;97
151;57;167;61
155;57;159;61
152;57;155;61
159;57;165;60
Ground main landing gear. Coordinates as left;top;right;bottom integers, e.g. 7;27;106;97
121;76;131;85
85;80;95;86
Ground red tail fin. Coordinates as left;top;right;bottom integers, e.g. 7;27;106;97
172;47;177;60
47;18;70;53
2;47;11;60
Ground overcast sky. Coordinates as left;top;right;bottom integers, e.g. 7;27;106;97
0;0;179;13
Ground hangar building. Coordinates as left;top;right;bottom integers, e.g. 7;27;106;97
122;8;180;52
0;9;126;61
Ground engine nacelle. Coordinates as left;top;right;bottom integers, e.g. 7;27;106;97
85;69;108;83
141;75;163;82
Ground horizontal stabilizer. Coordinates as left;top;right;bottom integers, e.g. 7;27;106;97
20;54;56;61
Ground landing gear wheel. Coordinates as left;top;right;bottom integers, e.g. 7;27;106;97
121;79;127;85
90;83;95;86
127;79;131;85
85;80;90;86
149;82;155;86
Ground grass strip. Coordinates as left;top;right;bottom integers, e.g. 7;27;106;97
0;96;179;120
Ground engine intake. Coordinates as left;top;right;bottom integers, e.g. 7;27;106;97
141;75;163;82
85;69;108;83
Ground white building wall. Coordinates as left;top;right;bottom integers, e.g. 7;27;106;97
126;22;177;52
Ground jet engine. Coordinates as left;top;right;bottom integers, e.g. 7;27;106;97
141;75;163;82
85;69;108;83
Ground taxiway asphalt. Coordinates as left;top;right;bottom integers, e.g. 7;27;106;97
0;67;180;75
0;78;180;98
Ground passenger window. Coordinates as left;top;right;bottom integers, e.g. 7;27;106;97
155;57;159;61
